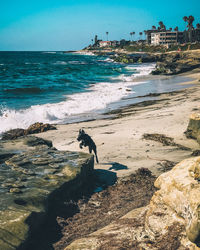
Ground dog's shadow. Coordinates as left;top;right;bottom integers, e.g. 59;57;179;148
102;162;128;171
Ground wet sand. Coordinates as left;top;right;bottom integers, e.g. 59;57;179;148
35;69;200;182
28;68;200;249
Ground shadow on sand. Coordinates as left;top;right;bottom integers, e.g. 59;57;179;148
101;162;128;171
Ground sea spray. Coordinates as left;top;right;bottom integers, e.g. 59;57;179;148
0;51;155;134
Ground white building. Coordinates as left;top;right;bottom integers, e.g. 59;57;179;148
151;31;184;46
99;41;112;47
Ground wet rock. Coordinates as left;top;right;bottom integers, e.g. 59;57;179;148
0;146;94;250
112;53;158;64
1;122;56;140
25;122;56;135
1;128;25;140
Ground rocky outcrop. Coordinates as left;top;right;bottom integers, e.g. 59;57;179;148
145;156;200;247
111;53;158;64
66;157;200;249
0;136;94;250
152;51;200;75
1;122;56;140
185;113;200;145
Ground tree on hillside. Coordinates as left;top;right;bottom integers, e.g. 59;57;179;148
106;32;109;41
187;15;195;42
95;35;98;44
130;32;133;41
169;27;172;31
152;25;156;30
130;31;135;41
139;32;143;40
183;16;188;30
196;23;200;29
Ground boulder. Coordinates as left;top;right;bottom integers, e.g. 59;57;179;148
0;144;94;249
1;128;25;140
25;122;56;135
1;123;56;140
185;113;200;144
145;156;200;246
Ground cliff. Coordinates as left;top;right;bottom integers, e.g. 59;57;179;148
0;136;94;250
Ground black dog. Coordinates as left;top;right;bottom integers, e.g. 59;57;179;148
77;129;99;163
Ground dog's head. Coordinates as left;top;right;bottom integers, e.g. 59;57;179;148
77;129;85;141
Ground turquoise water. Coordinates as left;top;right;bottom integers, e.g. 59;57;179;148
0;51;155;133
0;51;145;110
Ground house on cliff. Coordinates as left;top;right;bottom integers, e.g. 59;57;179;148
151;31;184;46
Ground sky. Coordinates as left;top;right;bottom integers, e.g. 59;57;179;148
0;0;200;51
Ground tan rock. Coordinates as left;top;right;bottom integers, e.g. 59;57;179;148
66;157;200;249
146;156;200;247
185;113;200;144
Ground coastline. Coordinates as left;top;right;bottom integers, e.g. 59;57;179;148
1;58;200;248
34;68;200;180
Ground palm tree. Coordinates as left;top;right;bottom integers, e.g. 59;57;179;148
188;15;195;28
91;39;94;45
106;32;109;41
133;32;135;40
196;23;200;29
174;26;179;31
130;32;133;41
139;32;143;40
183;16;188;30
188;15;195;42
158;21;163;29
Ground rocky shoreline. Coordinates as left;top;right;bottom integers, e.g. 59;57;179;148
0;135;94;250
1;56;200;249
83;48;200;76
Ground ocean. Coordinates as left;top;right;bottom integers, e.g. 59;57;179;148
0;51;190;135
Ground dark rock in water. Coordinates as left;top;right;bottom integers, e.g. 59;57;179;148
0;144;94;250
1;122;56;140
112;53;158;64
1;128;25;140
25;122;56;135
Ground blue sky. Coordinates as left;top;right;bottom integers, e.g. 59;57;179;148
0;0;199;51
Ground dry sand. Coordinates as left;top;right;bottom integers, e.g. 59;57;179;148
35;69;200;183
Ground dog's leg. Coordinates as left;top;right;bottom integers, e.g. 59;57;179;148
93;146;99;164
79;142;84;149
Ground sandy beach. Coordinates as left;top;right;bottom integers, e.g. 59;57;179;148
34;68;200;185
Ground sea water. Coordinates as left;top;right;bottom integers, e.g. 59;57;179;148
0;51;156;134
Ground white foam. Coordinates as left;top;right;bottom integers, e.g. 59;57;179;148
0;63;155;135
42;52;57;54
73;51;96;56
115;63;155;82
0;80;143;135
